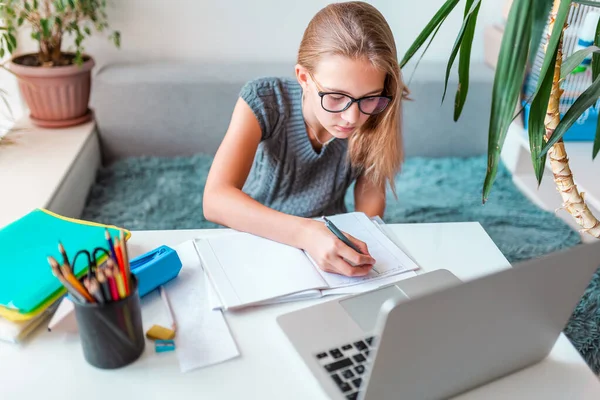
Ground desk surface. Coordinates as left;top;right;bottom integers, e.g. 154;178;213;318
1;222;598;399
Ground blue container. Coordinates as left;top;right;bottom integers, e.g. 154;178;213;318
523;102;597;141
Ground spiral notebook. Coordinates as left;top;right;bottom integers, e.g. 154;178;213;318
194;212;420;310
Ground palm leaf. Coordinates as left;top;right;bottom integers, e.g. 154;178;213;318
453;0;482;121
530;0;572;101
529;0;554;68
442;0;481;104
406;14;448;86
400;0;461;68
483;0;533;203
528;44;558;185
561;46;600;79
541;74;600;154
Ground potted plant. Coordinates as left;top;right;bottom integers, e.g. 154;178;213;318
0;0;120;128
402;0;600;239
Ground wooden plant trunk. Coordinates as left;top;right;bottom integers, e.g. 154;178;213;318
545;0;600;238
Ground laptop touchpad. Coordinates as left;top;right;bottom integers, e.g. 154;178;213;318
339;286;408;332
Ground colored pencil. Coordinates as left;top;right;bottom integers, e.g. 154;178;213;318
87;278;105;304
58;242;71;268
114;240;128;295
50;256;95;303
120;230;131;294
105;229;117;261
113;261;126;299
96;267;112;302
48;256;87;303
104;262;120;301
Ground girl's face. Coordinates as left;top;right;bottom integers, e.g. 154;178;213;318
299;55;387;140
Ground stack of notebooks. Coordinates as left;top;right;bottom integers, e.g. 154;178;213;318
194;212;420;310
0;209;129;344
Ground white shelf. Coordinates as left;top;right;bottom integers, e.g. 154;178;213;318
0;117;100;227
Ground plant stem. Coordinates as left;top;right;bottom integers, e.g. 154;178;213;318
545;0;600;238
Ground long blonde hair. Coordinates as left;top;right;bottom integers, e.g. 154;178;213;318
297;1;409;194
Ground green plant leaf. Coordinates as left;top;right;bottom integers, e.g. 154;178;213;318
0;48;4;58
531;0;572;101
483;0;533;203
33;0;38;10
561;46;600;79
453;0;481;121
24;1;31;11
7;32;16;49
442;0;481;104
541;74;600;154
528;42;558;185
594;125;600;159
400;0;460;68
40;19;50;38
528;0;553;68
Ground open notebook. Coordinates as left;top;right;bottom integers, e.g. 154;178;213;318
194;212;419;310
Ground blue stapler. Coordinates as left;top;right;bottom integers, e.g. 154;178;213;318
130;245;182;297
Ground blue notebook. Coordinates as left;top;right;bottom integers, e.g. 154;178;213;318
0;209;130;317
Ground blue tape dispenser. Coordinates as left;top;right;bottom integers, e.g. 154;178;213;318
130;245;182;297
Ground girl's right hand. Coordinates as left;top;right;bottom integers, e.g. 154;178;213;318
299;219;377;277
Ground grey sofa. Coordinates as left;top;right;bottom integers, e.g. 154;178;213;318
90;61;494;165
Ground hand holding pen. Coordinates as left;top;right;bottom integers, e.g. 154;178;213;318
299;218;376;277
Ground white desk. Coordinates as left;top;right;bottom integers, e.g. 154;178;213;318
1;222;599;399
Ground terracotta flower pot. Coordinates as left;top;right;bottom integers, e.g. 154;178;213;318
9;53;95;128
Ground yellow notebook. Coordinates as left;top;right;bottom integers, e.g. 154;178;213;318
0;209;130;321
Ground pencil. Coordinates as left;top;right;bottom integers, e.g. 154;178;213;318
105;261;120;301
58;242;71;268
159;286;177;332
105;229;117;261
88;278;105;304
96;267;112;302
113;261;126;299
48;256;87;303
120;230;131;293
114;240;128;295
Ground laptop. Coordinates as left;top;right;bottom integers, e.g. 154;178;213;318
277;241;600;400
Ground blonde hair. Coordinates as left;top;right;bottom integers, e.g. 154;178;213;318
297;1;409;195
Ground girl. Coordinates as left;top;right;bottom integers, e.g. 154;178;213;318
203;1;408;277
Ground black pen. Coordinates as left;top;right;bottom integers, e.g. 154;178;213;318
322;216;364;254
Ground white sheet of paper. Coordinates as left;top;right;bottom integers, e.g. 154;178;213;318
167;240;240;373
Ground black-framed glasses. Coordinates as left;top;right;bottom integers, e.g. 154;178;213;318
309;72;392;115
317;91;392;115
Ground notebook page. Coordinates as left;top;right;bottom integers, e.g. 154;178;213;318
308;212;420;288
194;233;327;309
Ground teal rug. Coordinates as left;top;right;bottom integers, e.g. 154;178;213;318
81;154;599;373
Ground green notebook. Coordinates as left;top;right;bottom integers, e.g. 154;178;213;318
0;209;130;316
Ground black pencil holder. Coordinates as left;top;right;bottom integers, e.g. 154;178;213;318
73;275;145;369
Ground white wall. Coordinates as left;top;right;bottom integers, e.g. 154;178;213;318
2;0;505;120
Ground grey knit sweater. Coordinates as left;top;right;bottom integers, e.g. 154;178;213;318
240;77;359;218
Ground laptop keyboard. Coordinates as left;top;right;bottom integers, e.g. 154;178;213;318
315;336;376;399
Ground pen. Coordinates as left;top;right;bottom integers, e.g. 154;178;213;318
322;216;364;254
159;285;177;332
